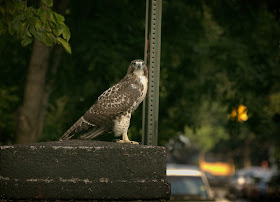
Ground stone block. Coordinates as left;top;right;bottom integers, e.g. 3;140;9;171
0;140;170;200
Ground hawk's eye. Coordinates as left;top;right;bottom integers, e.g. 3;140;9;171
133;62;136;65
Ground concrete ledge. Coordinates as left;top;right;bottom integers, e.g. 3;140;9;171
0;140;170;200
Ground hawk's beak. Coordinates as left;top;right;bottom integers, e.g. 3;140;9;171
137;64;142;69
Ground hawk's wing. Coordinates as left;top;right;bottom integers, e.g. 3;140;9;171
59;76;142;140
84;76;142;124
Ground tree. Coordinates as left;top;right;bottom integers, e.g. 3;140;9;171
184;101;230;151
0;0;71;143
0;0;71;52
159;0;280;167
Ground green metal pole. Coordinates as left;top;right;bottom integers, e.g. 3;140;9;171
142;0;162;146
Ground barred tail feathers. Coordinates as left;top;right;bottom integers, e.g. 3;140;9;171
59;117;92;140
79;126;106;140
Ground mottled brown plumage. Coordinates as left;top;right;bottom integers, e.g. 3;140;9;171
59;59;148;143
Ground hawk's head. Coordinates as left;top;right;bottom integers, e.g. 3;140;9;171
127;59;148;77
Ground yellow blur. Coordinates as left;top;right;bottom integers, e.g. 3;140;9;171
199;153;235;177
230;104;248;122
200;161;235;176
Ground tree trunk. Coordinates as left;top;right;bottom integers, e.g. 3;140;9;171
16;0;69;144
16;40;51;143
36;0;69;140
37;46;64;138
16;39;51;144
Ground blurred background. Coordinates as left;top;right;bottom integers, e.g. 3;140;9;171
1;0;280;200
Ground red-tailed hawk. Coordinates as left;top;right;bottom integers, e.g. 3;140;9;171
59;59;148;144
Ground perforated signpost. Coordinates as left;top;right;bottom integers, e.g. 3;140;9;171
142;0;162;146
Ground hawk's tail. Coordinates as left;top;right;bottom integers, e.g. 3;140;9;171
79;126;106;140
59;117;89;141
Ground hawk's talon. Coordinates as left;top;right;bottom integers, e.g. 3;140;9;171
116;139;139;144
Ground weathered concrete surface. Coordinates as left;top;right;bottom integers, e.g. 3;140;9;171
0;140;170;200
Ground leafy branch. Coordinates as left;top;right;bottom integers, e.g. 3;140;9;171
0;0;71;54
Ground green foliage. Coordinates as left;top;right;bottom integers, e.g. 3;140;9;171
56;37;71;54
41;0;53;7
0;0;71;53
184;101;230;151
0;87;19;143
159;0;280;167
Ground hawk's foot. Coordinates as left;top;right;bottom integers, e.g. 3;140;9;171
116;139;139;144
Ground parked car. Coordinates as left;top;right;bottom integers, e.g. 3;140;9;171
227;169;247;199
167;164;215;201
227;167;276;201
245;168;273;200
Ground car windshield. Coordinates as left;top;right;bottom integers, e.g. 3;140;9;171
168;176;209;198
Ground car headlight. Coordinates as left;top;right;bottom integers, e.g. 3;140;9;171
237;177;245;185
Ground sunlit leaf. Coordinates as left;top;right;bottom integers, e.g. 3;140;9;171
26;30;32;37
53;25;64;37
43;32;53;46
8;15;23;35
37;6;47;22
21;37;33;46
30;27;45;43
50;11;65;24
55;13;65;23
56;37;71;54
35;20;43;31
62;25;71;42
